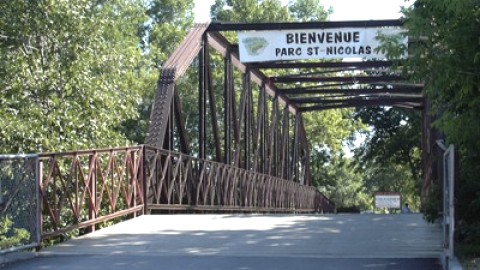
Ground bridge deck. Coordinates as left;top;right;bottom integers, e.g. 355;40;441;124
6;214;442;270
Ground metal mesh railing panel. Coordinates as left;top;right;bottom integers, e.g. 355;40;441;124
0;155;39;253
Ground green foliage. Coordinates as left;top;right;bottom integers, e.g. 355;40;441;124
306;109;367;210
354;108;422;178
422;182;441;222
374;31;408;60
320;156;371;210
211;0;289;23
123;0;194;144
0;216;30;249
305;109;364;154
211;0;330;23
288;0;332;21
0;0;150;153
455;244;480;269
351;107;422;211
401;0;480;244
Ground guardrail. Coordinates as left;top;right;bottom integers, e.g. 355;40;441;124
1;145;335;246
38;146;145;239
144;146;335;213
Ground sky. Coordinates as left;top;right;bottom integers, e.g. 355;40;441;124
194;0;413;22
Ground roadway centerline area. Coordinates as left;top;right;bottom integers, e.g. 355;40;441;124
3;214;443;270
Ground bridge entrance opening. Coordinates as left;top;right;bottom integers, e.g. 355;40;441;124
2;20;451;270
145;20;441;215
143;20;450;266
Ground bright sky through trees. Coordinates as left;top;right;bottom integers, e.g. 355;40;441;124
194;0;413;22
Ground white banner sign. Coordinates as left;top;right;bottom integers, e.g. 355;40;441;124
375;194;401;209
238;27;406;62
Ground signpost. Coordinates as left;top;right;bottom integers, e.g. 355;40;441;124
238;27;407;62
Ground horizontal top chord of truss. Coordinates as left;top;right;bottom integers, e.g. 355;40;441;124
206;19;404;31
271;75;404;84
299;97;424;112
279;87;423;95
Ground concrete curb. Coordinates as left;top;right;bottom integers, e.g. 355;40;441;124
0;252;37;268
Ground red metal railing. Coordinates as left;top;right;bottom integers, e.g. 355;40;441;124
144;145;334;212
38;145;335;239
39;146;145;239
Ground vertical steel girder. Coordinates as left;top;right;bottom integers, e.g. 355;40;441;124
205;40;222;162
198;36;207;160
223;52;233;164
204;31;307;183
269;97;279;177
244;70;252;169
147;24;313;190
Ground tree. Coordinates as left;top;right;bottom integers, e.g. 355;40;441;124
401;0;480;247
0;0;149;153
354;108;422;178
211;0;289;23
288;0;332;21
352;107;422;210
320;156;370;211
211;0;332;23
122;0;195;144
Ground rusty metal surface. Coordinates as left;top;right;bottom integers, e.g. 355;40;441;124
146;23;209;149
141;20;426;224
38;146;145;239
144;146;334;213
145;68;176;148
299;97;424;112
207;31;298;114
164;23;210;78
37;144;334;240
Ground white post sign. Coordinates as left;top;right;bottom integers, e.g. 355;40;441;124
375;193;401;209
238;27;406;62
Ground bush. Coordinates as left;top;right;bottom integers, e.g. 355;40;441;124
0;216;30;250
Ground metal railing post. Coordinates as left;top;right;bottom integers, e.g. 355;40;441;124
88;153;96;232
142;145;149;215
36;158;42;248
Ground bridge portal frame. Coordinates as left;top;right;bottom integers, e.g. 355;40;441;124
145;20;435;195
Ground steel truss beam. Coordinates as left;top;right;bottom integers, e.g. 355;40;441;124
207;19;403;31
146;24;209;149
272;75;404;84
299;97;424;112
280;87;423;95
145;20;429;210
290;96;423;104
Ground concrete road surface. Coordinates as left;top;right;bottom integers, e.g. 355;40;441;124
2;214;442;270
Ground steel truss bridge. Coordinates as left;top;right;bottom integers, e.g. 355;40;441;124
1;20;446;254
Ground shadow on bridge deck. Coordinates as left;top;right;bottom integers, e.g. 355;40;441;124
4;214;442;270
